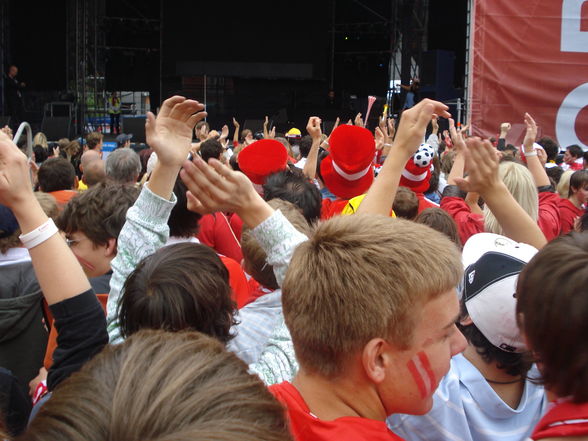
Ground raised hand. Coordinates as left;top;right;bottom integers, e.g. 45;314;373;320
0;125;13;140
0;130;33;208
220;124;229;141
269;126;276;139
500;122;511;138
431;114;439;134
180;156;273;229
448;118;466;153
523;112;537;152
393;98;450;160
330;117;340;136
306;116;322;140
145;96;206;167
387;117;396;140
453;138;500;195
354;112;364;127
232;117;240;128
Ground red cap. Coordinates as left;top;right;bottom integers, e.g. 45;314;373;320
238;139;288;185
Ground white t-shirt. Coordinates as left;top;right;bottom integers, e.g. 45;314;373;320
388;353;547;441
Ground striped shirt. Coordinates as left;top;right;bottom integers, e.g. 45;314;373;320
388;353;547;441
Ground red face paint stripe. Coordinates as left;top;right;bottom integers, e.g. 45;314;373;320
417;351;437;394
407;359;428;398
75;255;95;271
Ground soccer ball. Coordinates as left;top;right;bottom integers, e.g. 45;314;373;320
413;143;434;168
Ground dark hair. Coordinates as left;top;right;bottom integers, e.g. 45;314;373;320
567;144;583;159
118;243;235;343
579;209;588;232
568;169;588;198
516;233;588;402
33;145;49;163
138;148;153;181
168;177;202;237
37;157;76;192
263;169;322;224
56;182;140;246
200;138;224;163
298;135;313;158
546;166;564;186
537;137;559;161
393;186;418;220
426;156;441;194
22;330;292;441
414;207;462;249
229;153;241;171
239;129;252;144
458;320;532;377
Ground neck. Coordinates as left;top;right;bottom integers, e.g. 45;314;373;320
569;193;582;209
292;368;386;422
462;345;521;384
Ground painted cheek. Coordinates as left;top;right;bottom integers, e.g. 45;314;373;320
74;254;96;272
407;351;437;399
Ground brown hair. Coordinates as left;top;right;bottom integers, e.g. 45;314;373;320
20;330;292;441
118;243;236;343
441;150;457;175
85;132;103;150
37;158;76;192
393;186;419;220
414;207;462;250
0;192;59;253
516;233;588;402
282;215;462;377
241;199;310;289
56;183;139;247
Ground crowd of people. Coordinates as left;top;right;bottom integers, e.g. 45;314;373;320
0;94;587;441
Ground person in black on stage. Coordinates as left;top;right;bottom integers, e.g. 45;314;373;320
4;65;26;130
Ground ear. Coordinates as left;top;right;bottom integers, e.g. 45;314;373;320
459;315;473;326
361;338;390;385
105;237;117;258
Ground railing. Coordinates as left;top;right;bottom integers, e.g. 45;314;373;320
14;121;33;158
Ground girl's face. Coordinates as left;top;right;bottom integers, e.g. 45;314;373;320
573;185;588;205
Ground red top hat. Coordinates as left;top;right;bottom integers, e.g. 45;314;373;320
238;139;288;185
399;143;434;194
320;125;375;200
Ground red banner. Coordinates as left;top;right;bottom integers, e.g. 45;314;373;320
469;0;588;149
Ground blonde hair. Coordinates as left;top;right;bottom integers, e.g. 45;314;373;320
557;170;574;199
282;215;462;377
22;331;291;441
33;132;48;149
484;161;538;235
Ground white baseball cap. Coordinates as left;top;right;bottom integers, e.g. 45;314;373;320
461;233;538;353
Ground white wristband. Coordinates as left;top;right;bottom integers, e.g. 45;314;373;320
524;150;538;157
19;218;59;249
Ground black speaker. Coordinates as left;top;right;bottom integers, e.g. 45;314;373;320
41;117;71;141
122;116;146;143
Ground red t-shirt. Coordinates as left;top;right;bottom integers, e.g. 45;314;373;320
320;198;350;220
416;193;439;214
270;381;404;441
197;212;243;263
49;190;78;211
218;255;250;309
532;400;588;439
558;198;584;235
